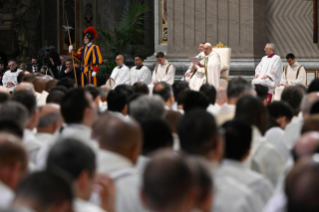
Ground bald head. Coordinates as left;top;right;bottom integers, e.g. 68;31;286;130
14;82;35;94
45;80;58;93
301;92;319;120
142;150;196;212
293;132;319;162
33;77;48;93
92;113;142;164
286;157;319;212
0;86;10;104
116;55;124;66
37;104;62;134
0;86;9;94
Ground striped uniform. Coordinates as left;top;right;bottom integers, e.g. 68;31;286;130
71;44;103;87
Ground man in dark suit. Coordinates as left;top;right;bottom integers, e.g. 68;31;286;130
60;59;81;86
55;56;66;79
27;57;42;73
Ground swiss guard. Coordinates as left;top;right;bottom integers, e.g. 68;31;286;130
69;27;103;87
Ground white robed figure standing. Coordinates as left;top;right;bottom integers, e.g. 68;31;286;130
273;53;306;101
109;55;131;87
252;43;283;104
151;52;175;85
189;43;222;91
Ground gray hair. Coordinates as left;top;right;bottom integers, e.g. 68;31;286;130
8;60;17;65
129;95;166;123
0;101;29;128
38;112;61;128
267;43;275;51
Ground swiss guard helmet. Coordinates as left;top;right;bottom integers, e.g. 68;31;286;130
83;27;97;42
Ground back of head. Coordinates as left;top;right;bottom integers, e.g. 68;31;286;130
310;101;319;115
200;84;216;105
142;150;194;212
267;101;294;121
33;77;47;93
254;84;269;100
308;78;319;93
186;157;213;212
61;88;89;124
281;86;305;116
46;138;96;180
235;95;267;133
172;81;189;102
115;84;135;100
0;120;23;138
14;171;73;211
129;95;165;123
14;82;35;94
37;104;61;130
227;77;252;100
17;72;25;84
0;133;27;173
107;89;129;113
183;90;209;113
178;109;218;156
0;92;9;104
301;93;319;119
92;113;142;162
84;85;100;100
45;80;58;93
132;82;149;95
293;132;319;162
140;119;173;155
0;101;29;129
301;115;319;134
46;90;65;104
56;78;75;90
153;82;172;102
221;119;252;161
286;158;319;212
11;90;37;118
22;74;36;83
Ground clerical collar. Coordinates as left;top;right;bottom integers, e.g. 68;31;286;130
86;42;93;47
268;53;275;58
118;65;123;69
136;65;144;70
11;67;18;73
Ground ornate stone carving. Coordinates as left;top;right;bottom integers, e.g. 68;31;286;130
213;42;228;49
0;30;14;54
13;0;40;61
84;3;93;27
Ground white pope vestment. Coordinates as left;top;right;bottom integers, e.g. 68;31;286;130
189;50;222;90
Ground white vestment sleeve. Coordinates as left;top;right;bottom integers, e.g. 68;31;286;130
152;67;157;83
123;68;131;85
110;68;118;80
255;61;263;75
2;71;8;87
159;65;176;85
142;67;152;85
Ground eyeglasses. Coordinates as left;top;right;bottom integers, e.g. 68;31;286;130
9;65;15;67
